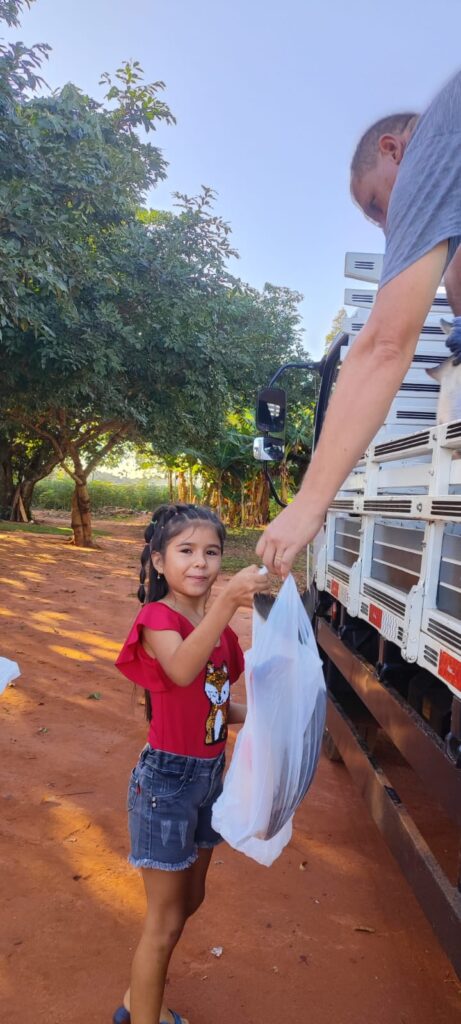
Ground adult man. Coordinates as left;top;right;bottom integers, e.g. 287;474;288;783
257;70;461;577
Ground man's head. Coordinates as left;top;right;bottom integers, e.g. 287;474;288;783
351;113;419;228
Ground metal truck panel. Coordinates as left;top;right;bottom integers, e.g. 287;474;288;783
344;284;450;314
313;253;461;978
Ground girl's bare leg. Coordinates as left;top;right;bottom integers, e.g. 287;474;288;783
123;849;214;1024
130;867;188;1024
184;847;214;918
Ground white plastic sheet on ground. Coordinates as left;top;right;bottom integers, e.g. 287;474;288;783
212;574;326;866
0;657;20;695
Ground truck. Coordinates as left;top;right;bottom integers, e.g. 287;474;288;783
254;251;461;977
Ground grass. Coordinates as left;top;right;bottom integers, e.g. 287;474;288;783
222;527;307;589
0;521;107;537
222;528;262;572
34;477;170;511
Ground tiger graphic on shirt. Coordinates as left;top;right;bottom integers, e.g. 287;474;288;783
204;661;230;745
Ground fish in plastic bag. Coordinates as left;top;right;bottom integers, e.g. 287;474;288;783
212;574;326;865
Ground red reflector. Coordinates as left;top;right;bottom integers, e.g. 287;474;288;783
331;580;339;598
438;650;461;692
369;604;383;629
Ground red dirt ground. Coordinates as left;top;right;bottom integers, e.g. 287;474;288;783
1;521;460;1024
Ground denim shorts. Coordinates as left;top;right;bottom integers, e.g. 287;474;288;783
127;745;225;871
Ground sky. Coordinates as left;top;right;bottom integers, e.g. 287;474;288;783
7;0;461;357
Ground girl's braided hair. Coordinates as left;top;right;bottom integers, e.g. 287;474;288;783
138;503;226;720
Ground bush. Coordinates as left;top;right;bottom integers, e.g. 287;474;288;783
34;478;170;511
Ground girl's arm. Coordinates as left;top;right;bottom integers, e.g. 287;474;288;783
228;700;246;724
142;565;270;688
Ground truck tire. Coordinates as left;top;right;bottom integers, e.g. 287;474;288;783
322;728;343;762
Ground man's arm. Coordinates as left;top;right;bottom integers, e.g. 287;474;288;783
441;245;461;365
443;244;461;314
256;242;448;576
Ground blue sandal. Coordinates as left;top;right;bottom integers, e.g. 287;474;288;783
113;1007;185;1024
113;1010;130;1024
113;1009;130;1024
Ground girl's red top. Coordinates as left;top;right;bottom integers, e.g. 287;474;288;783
115;601;244;758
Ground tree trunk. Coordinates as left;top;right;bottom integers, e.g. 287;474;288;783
71;479;93;547
253;472;269;526
247;478;255;527
202;481;214;507
216;475;223;520
11;486;28;522
20;479;36;521
240;480;246;529
168;470;174;502
0;435;61;521
227;499;240;528
188;466;194;503
177;470;187;503
0;440;14;517
10;478;38;522
280;461;290;505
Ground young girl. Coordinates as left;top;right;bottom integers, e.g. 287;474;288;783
113;502;271;1024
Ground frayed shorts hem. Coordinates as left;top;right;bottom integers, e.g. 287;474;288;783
197;836;223;849
128;851;198;872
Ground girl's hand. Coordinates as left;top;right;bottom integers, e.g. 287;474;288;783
225;564;272;609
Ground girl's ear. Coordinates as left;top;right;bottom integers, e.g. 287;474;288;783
151;551;164;576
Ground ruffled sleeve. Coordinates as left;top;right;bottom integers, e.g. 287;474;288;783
115;603;185;692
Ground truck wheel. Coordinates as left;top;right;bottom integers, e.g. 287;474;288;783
322;728;343;762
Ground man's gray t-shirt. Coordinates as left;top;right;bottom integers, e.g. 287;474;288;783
381;70;461;287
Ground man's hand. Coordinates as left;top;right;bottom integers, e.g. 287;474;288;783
255;496;324;577
445;315;461;365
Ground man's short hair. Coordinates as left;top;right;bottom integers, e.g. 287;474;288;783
351;113;418;178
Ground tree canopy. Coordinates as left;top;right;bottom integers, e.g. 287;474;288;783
0;1;316;541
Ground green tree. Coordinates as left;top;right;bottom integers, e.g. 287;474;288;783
0;32;177;538
0;2;316;541
1;1;34;26
324;307;346;353
0;185;248;539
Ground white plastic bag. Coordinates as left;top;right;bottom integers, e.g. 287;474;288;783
212;574;326;866
0;657;20;695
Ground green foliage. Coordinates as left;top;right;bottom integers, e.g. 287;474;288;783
34;477;170;511
0;3;51;335
100;60;176;135
0;5;316;537
325;308;346;352
0;76;173;343
0;1;34;28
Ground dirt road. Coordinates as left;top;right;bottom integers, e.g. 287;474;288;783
1;522;460;1024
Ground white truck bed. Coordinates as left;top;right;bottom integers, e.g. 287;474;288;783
315;253;461;698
